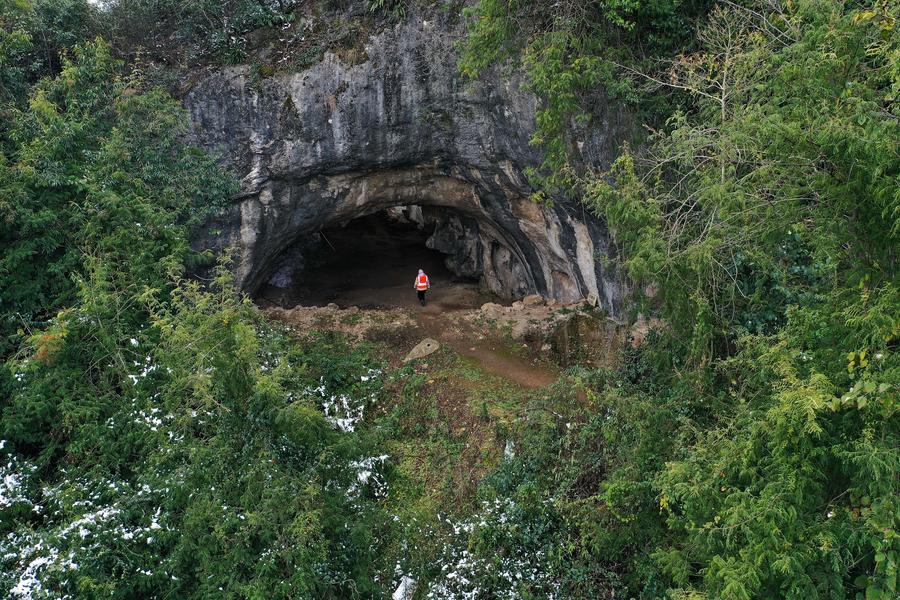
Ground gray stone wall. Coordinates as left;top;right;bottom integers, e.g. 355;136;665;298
183;6;630;310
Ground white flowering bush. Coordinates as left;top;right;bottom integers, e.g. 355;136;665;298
426;497;562;600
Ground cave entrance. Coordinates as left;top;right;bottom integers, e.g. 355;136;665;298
255;208;500;310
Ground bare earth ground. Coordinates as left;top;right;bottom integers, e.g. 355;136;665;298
263;286;566;389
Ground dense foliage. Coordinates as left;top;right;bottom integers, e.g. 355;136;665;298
1;0;897;599
459;0;899;598
101;0;299;64
459;0;713;191
0;6;402;595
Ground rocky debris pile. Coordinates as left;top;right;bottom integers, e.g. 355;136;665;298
264;304;416;341
472;295;584;341
263;294;627;370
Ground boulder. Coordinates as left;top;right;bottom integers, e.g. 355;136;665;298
403;338;441;363
522;294;545;307
510;321;529;339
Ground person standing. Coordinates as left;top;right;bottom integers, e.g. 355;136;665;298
414;269;430;306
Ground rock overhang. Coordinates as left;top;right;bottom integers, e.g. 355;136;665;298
183;9;628;311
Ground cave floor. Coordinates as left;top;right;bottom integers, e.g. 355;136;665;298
255;214;500;311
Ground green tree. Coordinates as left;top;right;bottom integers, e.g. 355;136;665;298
459;0;712;191
0;39;233;356
581;2;899;597
1;37;391;598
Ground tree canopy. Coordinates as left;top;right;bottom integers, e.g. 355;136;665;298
1;1;897;598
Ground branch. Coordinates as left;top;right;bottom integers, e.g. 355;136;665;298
612;60;722;104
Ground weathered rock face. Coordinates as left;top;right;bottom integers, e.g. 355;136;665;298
184;5;630;310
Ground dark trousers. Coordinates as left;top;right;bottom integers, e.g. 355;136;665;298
417;290;426;305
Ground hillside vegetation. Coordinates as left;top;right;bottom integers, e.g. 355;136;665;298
1;1;898;599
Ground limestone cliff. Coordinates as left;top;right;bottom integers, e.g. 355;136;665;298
183;3;630;310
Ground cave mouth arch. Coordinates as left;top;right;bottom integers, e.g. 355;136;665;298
254;205;522;310
229;166;603;310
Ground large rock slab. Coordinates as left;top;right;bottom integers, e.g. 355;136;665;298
403;338;441;363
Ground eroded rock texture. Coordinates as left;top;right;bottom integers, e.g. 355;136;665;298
184;6;630;310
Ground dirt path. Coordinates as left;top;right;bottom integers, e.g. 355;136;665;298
343;279;562;388
414;309;559;390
